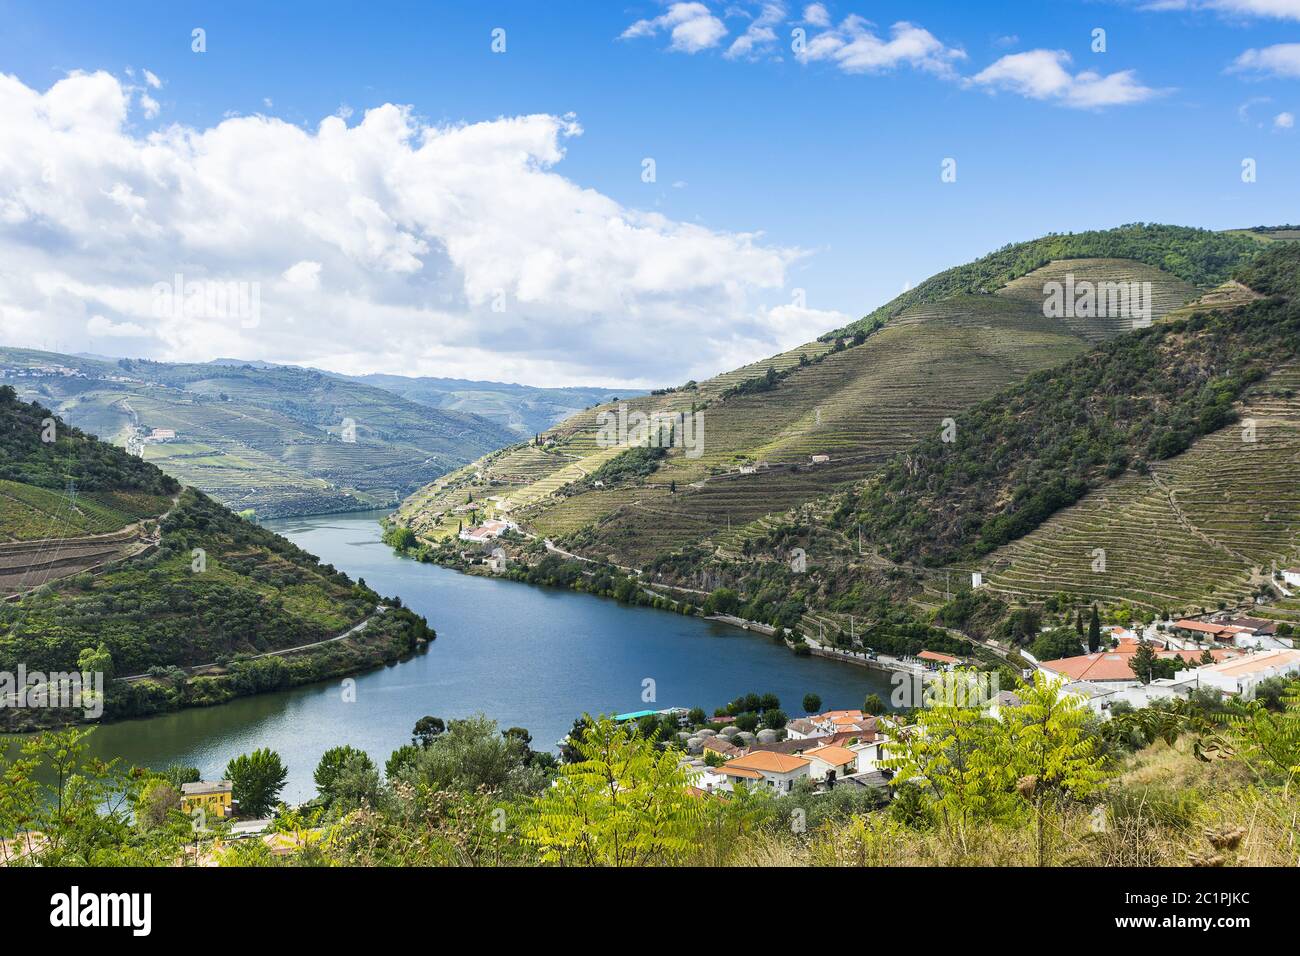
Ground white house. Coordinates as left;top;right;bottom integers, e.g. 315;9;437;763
1282;567;1300;589
802;745;859;782
486;548;509;574
1194;649;1300;699
848;739;887;774
682;761;727;795
715;751;811;795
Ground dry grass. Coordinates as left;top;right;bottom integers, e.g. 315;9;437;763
712;737;1296;867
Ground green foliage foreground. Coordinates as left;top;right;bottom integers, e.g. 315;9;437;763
4;674;1299;867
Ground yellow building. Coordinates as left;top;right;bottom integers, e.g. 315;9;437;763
180;780;234;819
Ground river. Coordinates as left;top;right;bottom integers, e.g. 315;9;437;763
69;510;894;803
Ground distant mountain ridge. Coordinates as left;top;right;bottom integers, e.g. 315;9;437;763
0;349;517;518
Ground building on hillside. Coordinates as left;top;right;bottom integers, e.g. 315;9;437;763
1217;617;1291;651
486;548;509;574
1282;568;1300;589
984;689;1024;720
1060;681;1117;717
1172;619;1250;642
803;745;859;783
180;780;234;820
147;428;177;442
681;759;726;794
700;735;740;760
459;518;517;543
785;717;820;740
807;709;868;735
918;650;961;670
716;751;811;794
747;736;832;757
848;738;889;774
1194;649;1300;699
1037;638;1240;689
833;770;893;792
809;454;830;464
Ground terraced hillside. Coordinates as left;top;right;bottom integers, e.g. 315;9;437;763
979;362;1300;613
395;226;1246;569
0;387;436;727
1;349;515;517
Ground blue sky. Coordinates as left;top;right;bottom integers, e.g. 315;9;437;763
1;0;1298;386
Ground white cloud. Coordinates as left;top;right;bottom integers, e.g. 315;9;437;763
621;2;728;54
970;49;1159;108
802;3;831;27
1275;110;1295;128
142;69;162;89
87;314;148;338
725;2;785;61
282;260;322;290
1229;43;1300;78
798;17;966;77
0;70;807;387
139;92;160;119
1142;0;1300;20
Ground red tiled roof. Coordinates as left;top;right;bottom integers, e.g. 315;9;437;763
1039;643;1239;682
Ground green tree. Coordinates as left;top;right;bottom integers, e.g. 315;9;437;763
1088;605;1102;653
135;778;182;830
1129;640;1160;684
703;587;740;616
77;642;114;681
1002;672;1108;866
225;749;288;818
1030;627;1082;662
412;715;446;747
314;745;377;807
864;693;884;714
802;693;822;714
881;694;1013;856
522;716;705;866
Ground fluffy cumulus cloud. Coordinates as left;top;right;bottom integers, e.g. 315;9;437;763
970;49;1159;109
798;16;966;76
725;2;786;61
621;2;728;54
802;3;832;28
0;70;835;387
1229;42;1300;78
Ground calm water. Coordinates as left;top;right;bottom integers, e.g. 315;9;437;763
69;510;892;803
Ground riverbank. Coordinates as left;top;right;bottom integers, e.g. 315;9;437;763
22;511;893;803
0;604;434;733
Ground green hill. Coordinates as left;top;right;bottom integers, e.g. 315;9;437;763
847;242;1300;569
0;388;435;729
0;350;516;518
824;223;1263;340
392;225;1263;574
